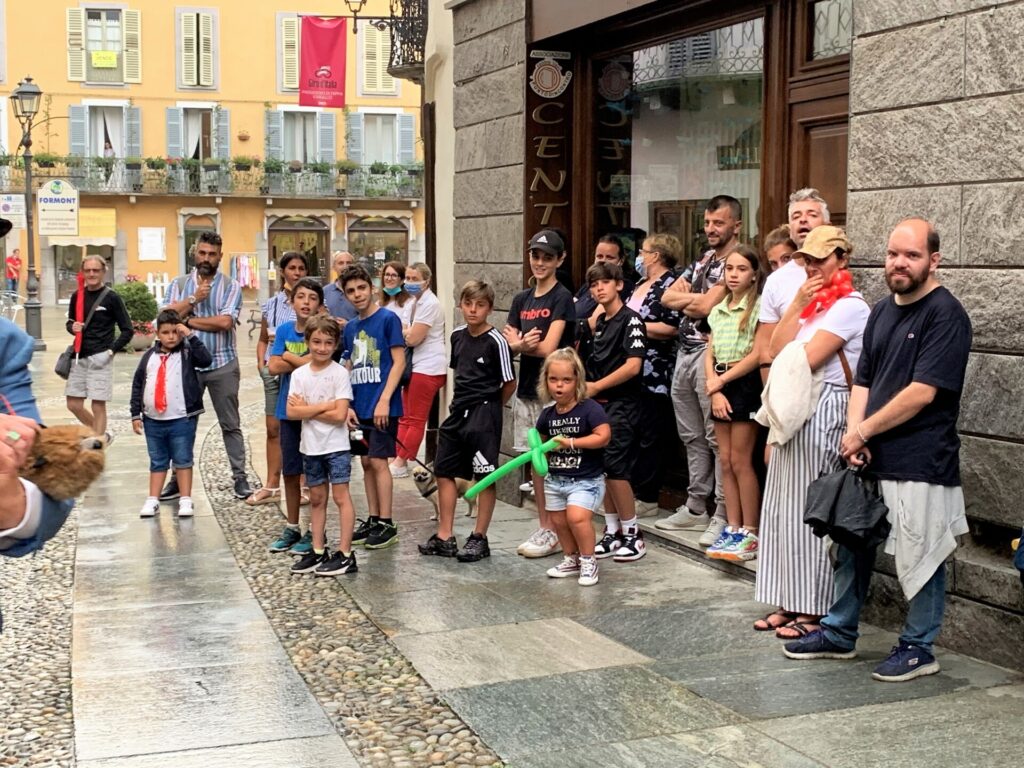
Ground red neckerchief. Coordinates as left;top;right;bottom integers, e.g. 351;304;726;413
800;269;854;319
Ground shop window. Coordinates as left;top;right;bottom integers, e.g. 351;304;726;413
347;216;409;285
593;18;764;266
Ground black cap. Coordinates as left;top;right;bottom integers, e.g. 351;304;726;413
527;229;564;256
0;217;11;239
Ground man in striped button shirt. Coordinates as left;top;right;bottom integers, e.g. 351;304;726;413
160;232;253;500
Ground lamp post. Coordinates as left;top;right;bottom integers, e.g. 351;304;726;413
10;76;45;351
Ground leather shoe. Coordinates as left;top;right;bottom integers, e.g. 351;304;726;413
233;477;254;499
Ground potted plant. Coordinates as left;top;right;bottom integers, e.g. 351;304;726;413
33;152;60;168
202;157;224;172
288;159;304;174
233;155;259;172
335;159;360;175
124;156;143;170
369;160;389;175
388;164;405;177
404;161;424;176
145;156;166;170
263;157;284;174
306;160;332;174
113;280;159;352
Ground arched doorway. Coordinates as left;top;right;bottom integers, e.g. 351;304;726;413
347;216;410;285
267;216;330;290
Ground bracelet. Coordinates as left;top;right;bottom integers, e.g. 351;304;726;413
569;438;575;451
856;424;868;443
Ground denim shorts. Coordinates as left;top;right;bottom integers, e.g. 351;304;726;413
143;416;198;472
303;450;352;487
543;473;606;513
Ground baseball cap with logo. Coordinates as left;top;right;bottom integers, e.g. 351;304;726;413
528;229;565;257
795;225;853;261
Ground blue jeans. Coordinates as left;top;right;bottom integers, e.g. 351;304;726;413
820;543;948;654
6;278;17;293
143;416;198;472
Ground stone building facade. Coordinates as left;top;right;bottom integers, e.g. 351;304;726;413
441;0;1023;667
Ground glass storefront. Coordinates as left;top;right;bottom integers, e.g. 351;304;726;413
267;216;330;290
592;18;764;267
53;245;114;302
347;217;410;286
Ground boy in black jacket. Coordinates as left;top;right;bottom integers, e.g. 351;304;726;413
130;310;212;518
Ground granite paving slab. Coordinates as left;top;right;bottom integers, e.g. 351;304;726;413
74;514;231;562
443;665;743;762
77;735;359;768
392;617;650;690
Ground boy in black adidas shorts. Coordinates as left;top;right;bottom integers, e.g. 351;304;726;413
581;262;648;562
418;280;516;563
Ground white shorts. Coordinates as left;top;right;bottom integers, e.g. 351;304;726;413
64;351;114;401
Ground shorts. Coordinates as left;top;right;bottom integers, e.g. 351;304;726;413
143;416;198;472
350;416;398;459
713;369;762;423
303;450;352;487
511;395;545;451
259;366;280;417
65;351;114;401
279;418;304;476
434;400;502;480
601;398;640;480
543;473;605;513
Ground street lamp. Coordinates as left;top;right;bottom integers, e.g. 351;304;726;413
10;76;45;350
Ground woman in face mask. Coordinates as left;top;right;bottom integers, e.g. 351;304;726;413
390;263;447;478
379;261;413;327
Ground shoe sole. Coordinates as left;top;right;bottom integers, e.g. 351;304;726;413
871;661;939;682
365;536;399;550
139;511;157;518
290;564;321;574
315;566;358;576
288;549;312;557
654;521;707;530
783;647;858;660
546;569;580;578
520;548;561;559
612;550;647;562
578;577;599;586
457;552;490;562
418;549;457;557
268;544;298;553
178;511;194;518
594;550;618;560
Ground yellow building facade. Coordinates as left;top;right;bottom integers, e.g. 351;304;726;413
2;0;423;304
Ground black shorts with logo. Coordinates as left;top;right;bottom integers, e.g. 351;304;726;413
433;400;503;481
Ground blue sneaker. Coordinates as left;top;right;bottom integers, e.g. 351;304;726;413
706;528;741;559
289;530;313;556
269;526;301;553
783;628;858;660
871;642;940;682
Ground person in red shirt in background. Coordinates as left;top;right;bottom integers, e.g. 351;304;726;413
5;249;21;294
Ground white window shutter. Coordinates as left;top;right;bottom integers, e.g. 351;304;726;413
124;10;142;83
345;112;363;164
198;13;214;87
282;17;299;90
215;108;230;160
379;28;395;93
125;106;142;158
181;12;197;87
398;114;415;165
361;26;395;93
265;110;284;161
69;105;89;156
66;8;86;82
166;107;184;159
317;112;336;164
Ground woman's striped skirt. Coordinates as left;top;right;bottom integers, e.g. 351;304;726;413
754;382;849;616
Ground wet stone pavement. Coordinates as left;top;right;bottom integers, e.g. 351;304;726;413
2;308;1024;768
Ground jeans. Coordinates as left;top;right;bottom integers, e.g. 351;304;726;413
197;357;246;480
6;278;16;294
670;347;725;519
821;543;948;653
397;372;446;461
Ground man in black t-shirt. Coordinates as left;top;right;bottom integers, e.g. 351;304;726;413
785;219;972;684
582;262;647;562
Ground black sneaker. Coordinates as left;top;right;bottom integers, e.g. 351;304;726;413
291;548;330;574
594;529;624;560
233;477;254;500
316;550;358;576
352;517;378;547
418;534;458;557
457;532;490;563
158;477;180;501
365;520;398;550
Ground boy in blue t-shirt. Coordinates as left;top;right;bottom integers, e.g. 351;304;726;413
267;277;323;556
341;265;405;550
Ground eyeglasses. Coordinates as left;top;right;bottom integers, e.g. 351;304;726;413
638;248;658;255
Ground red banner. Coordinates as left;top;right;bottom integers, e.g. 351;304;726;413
299;16;347;108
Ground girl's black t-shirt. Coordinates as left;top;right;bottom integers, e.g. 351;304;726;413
536;398;609;479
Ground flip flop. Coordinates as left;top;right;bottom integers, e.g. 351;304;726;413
244;487;280;506
775;620;821;640
753;610;797;632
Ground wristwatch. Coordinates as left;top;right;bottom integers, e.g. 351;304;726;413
187;294;198;306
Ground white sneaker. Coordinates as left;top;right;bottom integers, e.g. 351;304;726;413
139;498;159;518
178;498;194;518
655;508;709;531
699;517;727;547
635;500;661;518
578;557;599;586
518;528;561;558
546;555;580;578
613;531;647;562
389;464;410;479
103;431;115;447
519;481;535;493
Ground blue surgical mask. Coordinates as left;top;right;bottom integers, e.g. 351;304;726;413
634;254;646;279
404;281;423;295
382;285;403;296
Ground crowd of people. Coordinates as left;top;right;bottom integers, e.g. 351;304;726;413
40;188;976;683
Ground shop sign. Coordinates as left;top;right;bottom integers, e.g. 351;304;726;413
525;47;574;237
37;179;79;236
593;58;634;229
91;50;118;68
0;194;26;230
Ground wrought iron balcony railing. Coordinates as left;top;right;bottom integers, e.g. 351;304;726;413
387;0;427;84
0;158;424;200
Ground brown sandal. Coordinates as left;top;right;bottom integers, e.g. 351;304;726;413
775;620;821;640
753;610;797;632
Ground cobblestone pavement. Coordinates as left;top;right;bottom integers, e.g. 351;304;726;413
4;308;1024;768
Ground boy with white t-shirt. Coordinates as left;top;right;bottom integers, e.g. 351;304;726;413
286;315;357;576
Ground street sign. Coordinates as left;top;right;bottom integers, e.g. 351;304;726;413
0;194;26;229
37;179;79;236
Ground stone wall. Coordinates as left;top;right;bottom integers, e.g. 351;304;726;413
846;0;1024;535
